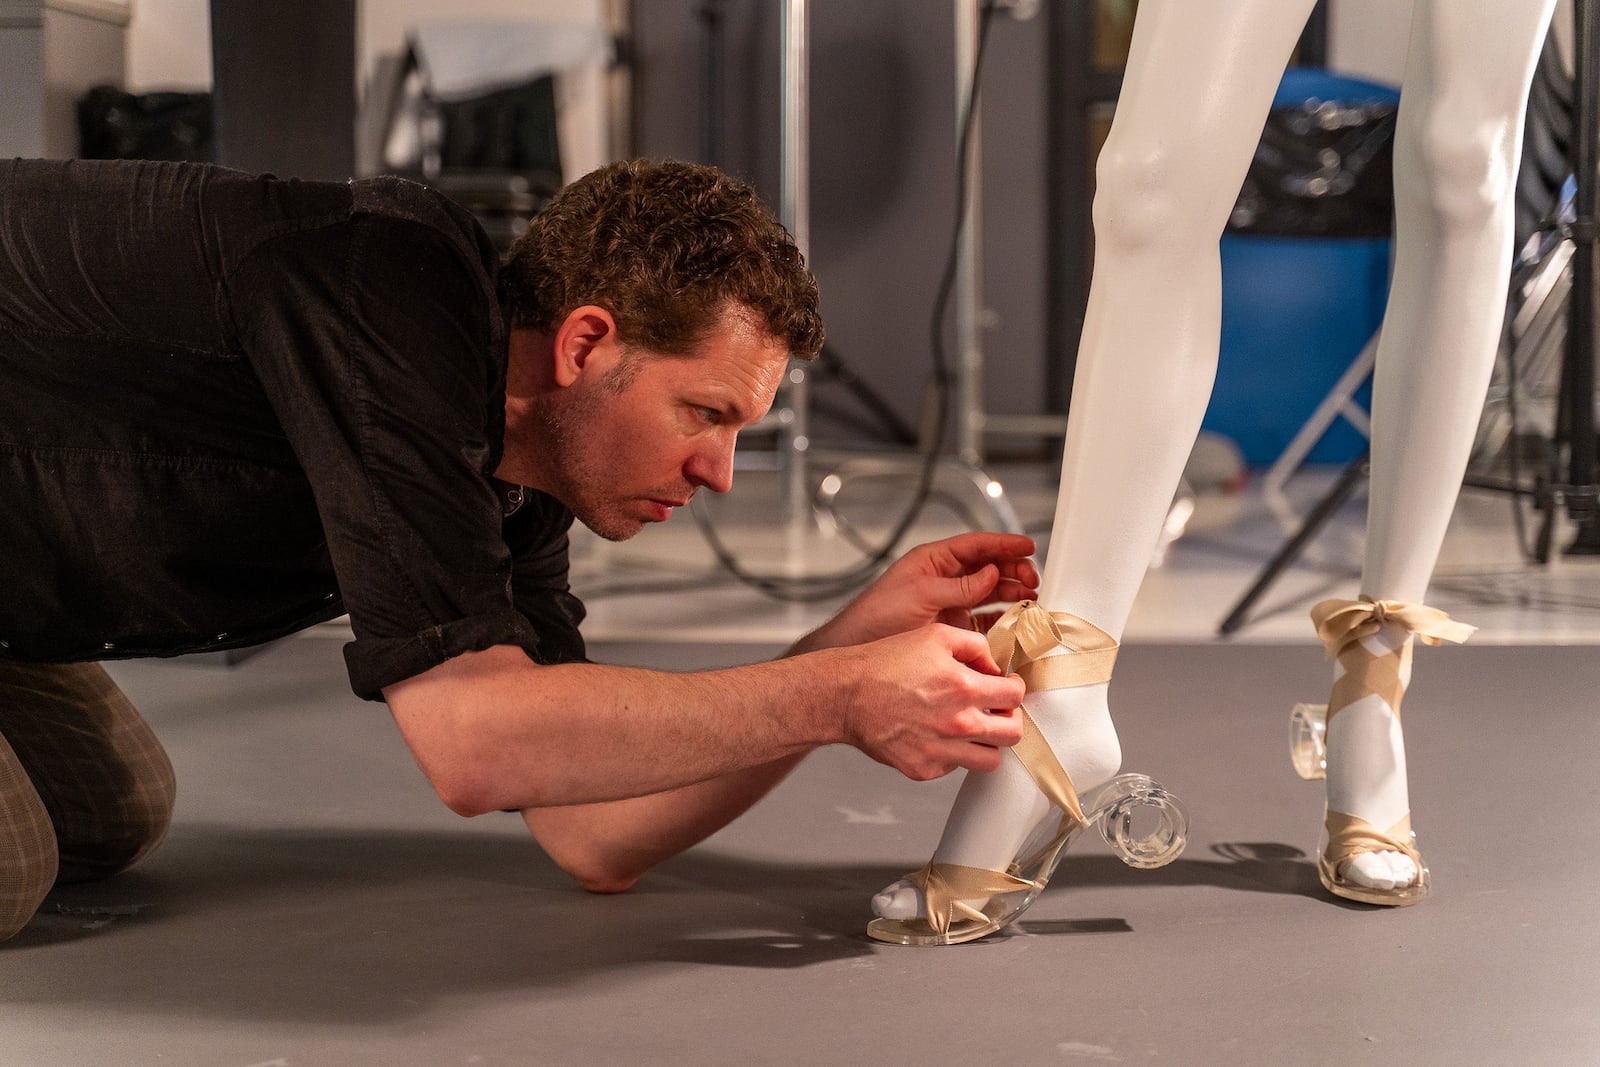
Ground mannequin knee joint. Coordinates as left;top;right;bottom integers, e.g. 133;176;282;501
1401;114;1513;227
1092;142;1190;254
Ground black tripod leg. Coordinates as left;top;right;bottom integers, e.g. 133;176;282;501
1217;451;1370;636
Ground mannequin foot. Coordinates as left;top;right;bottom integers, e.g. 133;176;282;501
1295;598;1473;906
868;604;1186;945
867;772;1186;944
870;682;1121;923
1288;701;1420;894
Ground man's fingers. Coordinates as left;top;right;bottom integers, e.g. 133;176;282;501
954;743;1004;775
968;705;1023;748
954;564;1001;608
942;623;1005;674
902;738;1008;780
990;577;1040;605
977;672;1026;712
929;532;1037;572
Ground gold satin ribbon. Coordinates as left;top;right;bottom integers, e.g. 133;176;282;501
985;600;1119;694
1322;810;1422;881
1305;597;1467;890
1312;596;1476;657
907;863;1034;936
1310;597;1474;726
903;601;1116;935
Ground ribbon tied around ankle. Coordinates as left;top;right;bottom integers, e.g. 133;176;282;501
1309;597;1473;726
1312;596;1476;659
983;600;1118;693
982;601;1121;833
899;603;1121;936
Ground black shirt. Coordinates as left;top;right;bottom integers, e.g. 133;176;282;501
0;159;586;700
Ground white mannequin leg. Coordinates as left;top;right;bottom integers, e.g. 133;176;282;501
874;0;1319;922
1332;0;1556;892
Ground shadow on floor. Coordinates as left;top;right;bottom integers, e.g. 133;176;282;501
2;822;1328;1026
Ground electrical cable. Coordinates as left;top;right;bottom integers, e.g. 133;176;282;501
688;0;1004;602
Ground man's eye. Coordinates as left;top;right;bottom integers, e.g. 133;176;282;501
694;406;721;423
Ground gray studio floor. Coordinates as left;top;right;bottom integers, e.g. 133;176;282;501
3;468;1599;1066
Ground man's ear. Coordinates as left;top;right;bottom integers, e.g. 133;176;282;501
550;305;620;388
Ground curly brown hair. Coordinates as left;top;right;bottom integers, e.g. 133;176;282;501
500;158;824;361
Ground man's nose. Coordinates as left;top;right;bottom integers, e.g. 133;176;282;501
685;436;736;494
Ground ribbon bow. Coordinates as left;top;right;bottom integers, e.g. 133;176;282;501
1311;596;1476;659
983;600;1118;692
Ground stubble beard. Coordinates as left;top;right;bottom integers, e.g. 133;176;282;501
535;361;694;543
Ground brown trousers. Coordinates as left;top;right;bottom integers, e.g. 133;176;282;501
0;662;175;941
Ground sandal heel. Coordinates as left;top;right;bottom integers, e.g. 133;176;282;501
1288;702;1328;781
1086;773;1188;870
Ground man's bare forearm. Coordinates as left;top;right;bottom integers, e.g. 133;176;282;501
386;622;1024;897
521;631;863;887
520;751;807;891
386;646;847;814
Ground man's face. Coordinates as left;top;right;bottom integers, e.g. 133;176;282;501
532;308;791;542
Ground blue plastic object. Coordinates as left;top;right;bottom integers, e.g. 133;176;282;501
1201;68;1401;465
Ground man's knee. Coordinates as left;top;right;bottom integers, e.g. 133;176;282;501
54;764;175;884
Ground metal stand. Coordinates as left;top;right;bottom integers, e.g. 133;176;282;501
774;0;813;528
1217;2;1600;636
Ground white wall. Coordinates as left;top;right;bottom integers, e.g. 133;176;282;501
1;1;130;158
122;0;614;176
125;0;208;91
358;0;603;87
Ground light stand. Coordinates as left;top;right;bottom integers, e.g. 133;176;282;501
777;0;812;529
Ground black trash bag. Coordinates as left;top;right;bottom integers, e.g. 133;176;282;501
1228;97;1397;238
77;85;214;163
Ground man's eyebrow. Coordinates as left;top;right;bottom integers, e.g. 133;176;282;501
700;402;747;428
695;391;763;426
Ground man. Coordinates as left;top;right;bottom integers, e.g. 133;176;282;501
0;157;1037;940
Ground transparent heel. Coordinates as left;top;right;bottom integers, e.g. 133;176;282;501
1288;702;1328;781
865;773;1188;946
1091;774;1189;869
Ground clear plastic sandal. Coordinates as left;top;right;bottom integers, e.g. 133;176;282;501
1293;597;1473;907
867;602;1188;946
866;771;1187;945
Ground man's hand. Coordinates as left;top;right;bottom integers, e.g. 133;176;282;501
832;623;1027;779
794;532;1039;654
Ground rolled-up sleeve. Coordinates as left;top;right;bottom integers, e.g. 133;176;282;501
227;209;551;700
